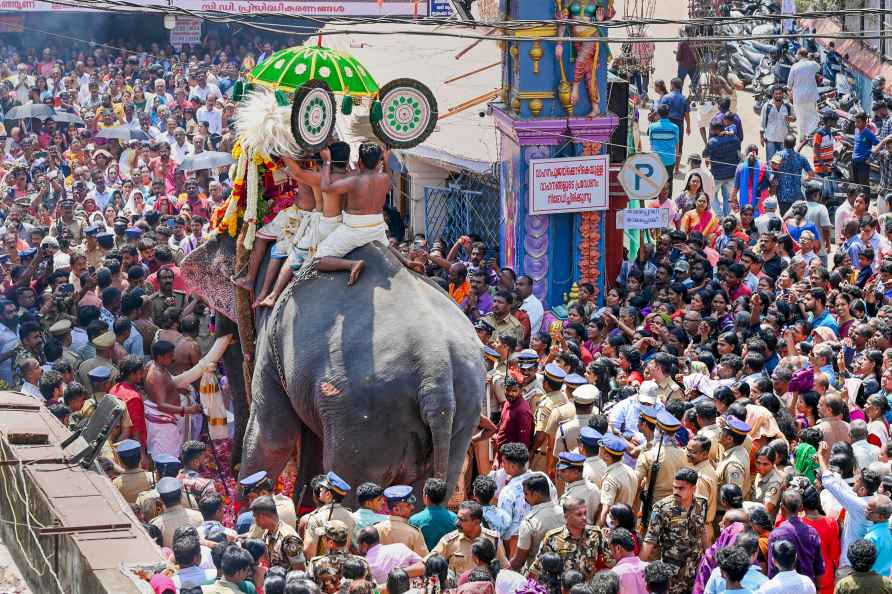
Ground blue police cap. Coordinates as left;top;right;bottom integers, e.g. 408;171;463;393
383;485;414;503
544;363;566;384
116;439;140;456
239;470;269;492
156;476;182;496
18;247;37;259
235;511;254;534
724;416;751;436
97;231;115;245
474;319;495;334
556;451;585;470
564;373;587;387
579;426;603;447
153;453;181;473
601;434;628;456
85;225;101;236
322;471;351;496
483;346;499;361
656;410;681;433
87;366;112;381
125;227;144;238
639;405;659;424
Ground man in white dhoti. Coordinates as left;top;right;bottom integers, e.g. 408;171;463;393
788;48;820;145
316;143;392;285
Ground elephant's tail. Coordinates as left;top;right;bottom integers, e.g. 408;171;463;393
417;358;456;482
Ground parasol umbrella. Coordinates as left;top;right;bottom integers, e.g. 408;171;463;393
249;45;380;97
50;111;85;127
3;103;55;121
179;151;235;172
95;126;150;141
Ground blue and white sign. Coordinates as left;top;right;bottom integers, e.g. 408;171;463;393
615;207;671;230
430;0;454;16
618;153;668;201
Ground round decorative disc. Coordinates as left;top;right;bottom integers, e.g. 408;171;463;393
291;80;335;152
371;78;438;149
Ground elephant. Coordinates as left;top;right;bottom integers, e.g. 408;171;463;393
183;236;484;503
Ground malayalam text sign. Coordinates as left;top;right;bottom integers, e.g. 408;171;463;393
0;0;427;14
528;155;609;215
170;17;202;49
615;207;671;230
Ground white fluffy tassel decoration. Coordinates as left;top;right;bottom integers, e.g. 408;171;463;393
236;89;300;158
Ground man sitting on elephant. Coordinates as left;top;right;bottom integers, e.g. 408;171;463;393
312;142;391;286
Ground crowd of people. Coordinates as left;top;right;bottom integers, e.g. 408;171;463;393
4;17;892;594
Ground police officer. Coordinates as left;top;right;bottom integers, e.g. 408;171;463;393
376;485;428;556
544;375;591;474
580;426;607;488
636;409;687;509
48;320;80;369
96;231;115;259
238;471;297;535
306;520;370;584
432;500;507;576
552;383;599;459
716;417;752;503
136;453;188;521
250;495;305;571
112;439;152;504
83;224;104;269
557;452;600;524
527;497;608;582
303;471;356;560
517;350;544;412
149;477;202;548
509;473;564;572
596;435;637;526
685;434;718;542
531;364;567;472
641;468;708;594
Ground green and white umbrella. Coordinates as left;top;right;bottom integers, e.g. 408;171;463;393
249;46;380;97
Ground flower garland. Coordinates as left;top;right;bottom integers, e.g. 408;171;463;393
210;141;280;246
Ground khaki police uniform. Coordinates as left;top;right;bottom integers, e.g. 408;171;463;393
200;579;243;593
531;390;568;471
303;503;356;556
600;460;637;509
481;312;524;344
136;488;193;521
752;468;783;513
376;515;429;556
113;468;153;504
431;527;507;576
635;438;688;506
560;479;601;525
692;459;718;525
516;501;564;561
583;456;607;488
552;412;595;458
697;424;721;465
716;444;751;500
149;504;202;548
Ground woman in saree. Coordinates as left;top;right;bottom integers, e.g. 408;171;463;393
680;194;720;243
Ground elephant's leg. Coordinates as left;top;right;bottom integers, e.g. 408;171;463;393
239;344;301;485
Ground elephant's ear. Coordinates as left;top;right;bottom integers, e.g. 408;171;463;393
181;237;239;322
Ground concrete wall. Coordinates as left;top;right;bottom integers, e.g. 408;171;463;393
0;392;160;594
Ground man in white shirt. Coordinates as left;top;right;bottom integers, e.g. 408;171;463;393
156;117;179;148
19;358;43;400
152;79;175;107
169;128;194;164
189;72;221;104
516;275;544;335
759;86;795;161
755;539;815;594
851;420;881;471
787;49;820;141
196;95;223;136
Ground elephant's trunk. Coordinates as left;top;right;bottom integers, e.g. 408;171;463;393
418;362;456;483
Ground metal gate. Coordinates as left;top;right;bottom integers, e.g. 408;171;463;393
423;174;501;252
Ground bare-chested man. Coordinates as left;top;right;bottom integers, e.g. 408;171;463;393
315;142;391;285
144;339;200;458
233;155;321;305
257;142;353;308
